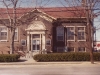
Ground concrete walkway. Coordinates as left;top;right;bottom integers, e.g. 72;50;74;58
0;57;100;65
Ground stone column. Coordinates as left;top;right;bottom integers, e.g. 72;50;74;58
31;34;32;51
39;34;42;54
42;34;46;54
27;33;30;52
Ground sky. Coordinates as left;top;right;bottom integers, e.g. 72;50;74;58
0;0;68;8
0;0;100;41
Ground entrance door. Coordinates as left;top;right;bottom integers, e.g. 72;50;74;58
32;34;41;55
32;40;40;51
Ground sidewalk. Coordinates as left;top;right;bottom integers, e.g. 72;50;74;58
0;57;100;65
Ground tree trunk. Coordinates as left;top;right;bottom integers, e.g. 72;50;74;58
85;0;94;64
10;29;15;54
87;23;94;64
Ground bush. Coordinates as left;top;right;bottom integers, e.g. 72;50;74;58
0;54;20;62
33;52;100;62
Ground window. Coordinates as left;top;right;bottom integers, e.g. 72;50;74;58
14;28;18;41
46;39;51;45
68;47;74;52
78;47;85;52
67;27;75;41
56;26;64;41
77;27;85;41
57;47;64;52
0;26;7;41
21;40;26;46
32;34;40;38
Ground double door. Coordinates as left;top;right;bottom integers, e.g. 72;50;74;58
32;39;40;51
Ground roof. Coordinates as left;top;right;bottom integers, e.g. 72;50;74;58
0;7;86;19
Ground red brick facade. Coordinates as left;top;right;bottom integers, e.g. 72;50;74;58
0;7;91;54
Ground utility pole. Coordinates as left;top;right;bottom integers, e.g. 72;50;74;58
85;0;94;64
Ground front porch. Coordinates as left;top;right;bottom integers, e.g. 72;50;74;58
25;20;47;56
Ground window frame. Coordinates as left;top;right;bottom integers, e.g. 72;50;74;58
66;26;75;41
77;26;86;41
14;28;18;41
0;26;8;42
78;47;86;52
46;39;51;46
21;39;26;46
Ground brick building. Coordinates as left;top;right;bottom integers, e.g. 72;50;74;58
0;7;92;54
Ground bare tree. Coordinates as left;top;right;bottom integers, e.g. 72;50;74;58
58;0;100;64
0;0;19;54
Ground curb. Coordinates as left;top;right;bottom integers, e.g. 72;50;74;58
0;62;82;65
0;62;99;65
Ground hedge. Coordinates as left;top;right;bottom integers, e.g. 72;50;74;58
33;52;100;62
0;54;20;62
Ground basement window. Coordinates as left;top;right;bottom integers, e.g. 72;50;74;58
78;47;86;52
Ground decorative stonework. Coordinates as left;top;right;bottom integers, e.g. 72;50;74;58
26;20;46;31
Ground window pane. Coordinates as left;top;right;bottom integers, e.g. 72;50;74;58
67;27;74;40
0;27;7;32
21;40;26;46
37;45;40;50
46;40;51;45
78;32;85;40
57;36;63;41
36;40;40;45
33;40;36;45
78;47;85;52
0;32;7;40
32;40;40;50
56;26;64;41
77;27;85;40
0;27;7;40
33;45;36;50
14;32;17;40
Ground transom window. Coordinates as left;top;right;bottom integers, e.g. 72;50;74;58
32;34;40;38
67;27;75;41
77;27;85;41
78;47;85;52
56;26;64;41
0;26;7;41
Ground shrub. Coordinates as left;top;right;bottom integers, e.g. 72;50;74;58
33;52;100;62
0;54;20;62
